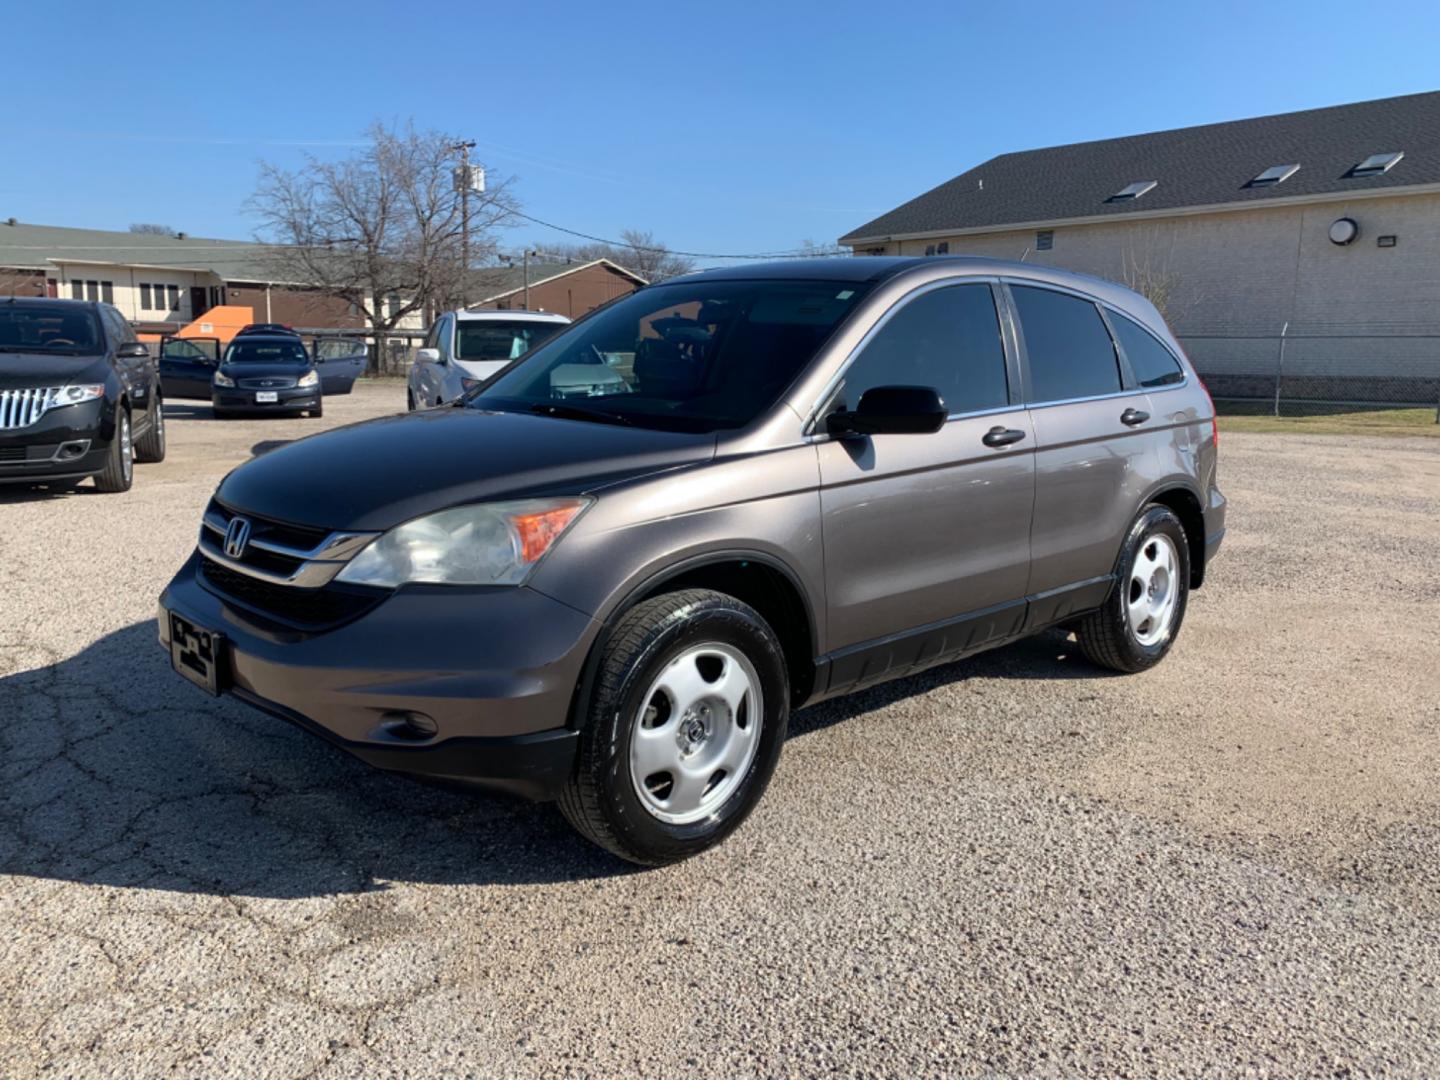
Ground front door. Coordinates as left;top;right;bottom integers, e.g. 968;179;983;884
817;281;1035;694
189;287;208;320
1006;282;1158;627
159;336;220;399
314;338;367;394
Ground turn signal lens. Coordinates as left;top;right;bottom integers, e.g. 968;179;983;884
512;503;586;563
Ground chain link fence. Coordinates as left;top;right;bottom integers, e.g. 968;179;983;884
1178;330;1440;421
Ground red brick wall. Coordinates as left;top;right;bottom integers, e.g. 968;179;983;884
0;268;46;297
477;263;641;318
223;282;364;329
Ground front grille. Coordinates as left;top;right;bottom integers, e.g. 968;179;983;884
0;388;55;430
238;376;298;390
212;499;329;550
199;560;382;629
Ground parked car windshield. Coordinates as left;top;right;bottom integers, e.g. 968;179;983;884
223;339;310;365
456;320;565;362
470;280;870;432
0;304;102;356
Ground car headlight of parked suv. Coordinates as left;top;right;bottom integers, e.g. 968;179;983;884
213;371;236;388
45;384;105;410
298;370;320;388
335;497;590;588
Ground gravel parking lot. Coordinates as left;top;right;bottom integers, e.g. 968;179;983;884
2;383;1437;1077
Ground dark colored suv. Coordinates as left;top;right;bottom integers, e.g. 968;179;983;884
0;297;165;492
212;327;323;419
159;257;1225;864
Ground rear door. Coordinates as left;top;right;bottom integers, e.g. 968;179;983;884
315;337;367;394
1005;281;1157;627
159;336;220;399
817;280;1035;693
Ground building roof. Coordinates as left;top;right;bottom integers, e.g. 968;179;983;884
468;258;647;303
841;91;1440;244
0;220;277;279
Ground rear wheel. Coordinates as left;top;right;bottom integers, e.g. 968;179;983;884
559;588;789;865
134;399;166;463
93;411;133;493
1074;504;1190;673
407;390;416;411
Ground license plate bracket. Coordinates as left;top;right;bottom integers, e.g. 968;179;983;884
168;610;227;696
255;391;279;403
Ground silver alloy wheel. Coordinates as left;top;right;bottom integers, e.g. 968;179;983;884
1126;532;1179;646
629;642;763;825
120;415;132;483
154;404;165;447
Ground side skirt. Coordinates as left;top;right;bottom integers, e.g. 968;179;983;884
812;575;1114;700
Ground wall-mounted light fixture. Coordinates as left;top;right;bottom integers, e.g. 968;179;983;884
1328;217;1359;245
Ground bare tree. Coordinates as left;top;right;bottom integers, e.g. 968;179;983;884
248;121;516;368
1119;227;1199;326
550;229;696;283
796;238;848;257
129;223;175;235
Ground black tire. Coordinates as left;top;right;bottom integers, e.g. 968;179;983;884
309;403;324;418
1074;504;1190;673
212;408;231;420
92;410;133;493
406;390;416;412
559;588;790;866
133;399;166;463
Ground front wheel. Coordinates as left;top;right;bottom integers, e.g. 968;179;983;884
1074;504;1190;673
134;399;166;463
559;589;790;865
92;411;133;493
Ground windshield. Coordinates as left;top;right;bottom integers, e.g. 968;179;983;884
470;280;869;432
456;320;565;362
0;304;102;356
223;339;310;365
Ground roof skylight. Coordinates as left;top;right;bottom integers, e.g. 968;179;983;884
1109;180;1157;201
1351;152;1404;176
1249;163;1300;186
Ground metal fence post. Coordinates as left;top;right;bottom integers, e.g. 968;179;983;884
1273;321;1289;418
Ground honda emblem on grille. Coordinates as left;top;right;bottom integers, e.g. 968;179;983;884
223;517;252;559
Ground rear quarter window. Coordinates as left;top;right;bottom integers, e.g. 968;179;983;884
1109;311;1185;388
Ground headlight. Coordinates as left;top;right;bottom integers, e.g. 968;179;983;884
335;497;590;588
213;371;236;388
298;370;319;388
45;384;105;409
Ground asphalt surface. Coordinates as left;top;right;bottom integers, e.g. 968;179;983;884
2;384;1437;1077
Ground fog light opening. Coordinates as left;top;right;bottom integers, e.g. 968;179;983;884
56;440;90;460
378;710;439;741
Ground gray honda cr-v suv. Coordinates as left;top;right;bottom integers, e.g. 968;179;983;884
159;257;1225;865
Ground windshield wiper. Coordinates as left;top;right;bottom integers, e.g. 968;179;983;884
526;401;635;427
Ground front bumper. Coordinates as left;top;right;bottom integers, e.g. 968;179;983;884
159;552;598;798
212;388;320;413
0;399;110;483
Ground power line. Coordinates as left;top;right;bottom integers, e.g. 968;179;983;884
505;209;830;261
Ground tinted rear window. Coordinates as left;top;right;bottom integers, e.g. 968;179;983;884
1109;311;1185;388
225;340;310;364
1011;286;1122;403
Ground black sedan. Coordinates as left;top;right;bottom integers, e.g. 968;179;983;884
212;333;324;418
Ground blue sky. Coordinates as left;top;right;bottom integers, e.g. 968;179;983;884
4;0;1437;266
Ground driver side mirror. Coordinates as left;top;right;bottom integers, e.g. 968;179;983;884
117;342;150;359
826;385;947;437
415;347;441;365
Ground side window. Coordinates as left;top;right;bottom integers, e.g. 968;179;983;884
1109;311;1185;388
840;283;1008;416
1011;285;1122;403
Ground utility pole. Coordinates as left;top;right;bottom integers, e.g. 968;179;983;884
451;140;477;308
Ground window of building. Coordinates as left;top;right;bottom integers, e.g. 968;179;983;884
1108;180;1157;202
923;244;936;256
1249;163;1300;187
936;242;949;255
1108;310;1184;388
101;281;114;304
839;283;1009;417
71;280;84;300
140;284;152;309
1351;152;1403;177
1035;230;1054;251
167;284;179;310
1011;285;1122;403
85;280;99;301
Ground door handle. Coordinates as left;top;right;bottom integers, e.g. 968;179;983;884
982;426;1027;448
1120;407;1150;426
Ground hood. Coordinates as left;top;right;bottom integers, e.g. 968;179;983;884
217;406;717;531
0;353;109;390
219;362;314;381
